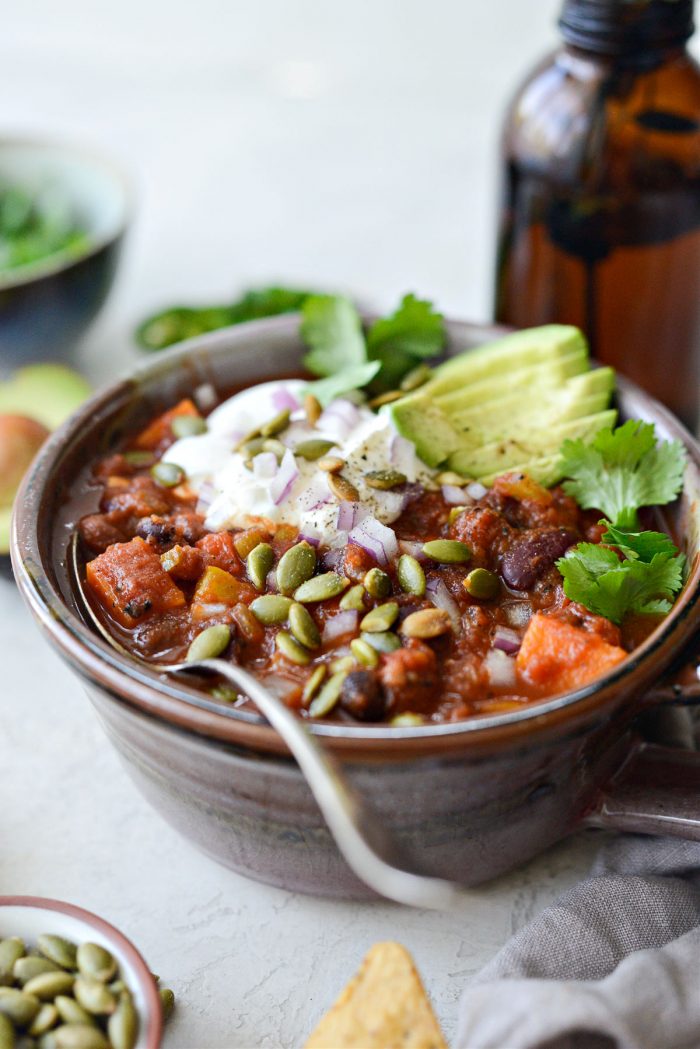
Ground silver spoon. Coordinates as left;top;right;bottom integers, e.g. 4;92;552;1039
69;532;472;909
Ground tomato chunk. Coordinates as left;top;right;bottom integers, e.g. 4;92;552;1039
133;399;200;452
516;612;626;694
196;531;242;575
86;537;186;627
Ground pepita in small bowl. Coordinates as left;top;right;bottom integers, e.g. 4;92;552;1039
0;898;166;1049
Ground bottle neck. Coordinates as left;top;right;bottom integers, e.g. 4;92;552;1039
559;0;695;65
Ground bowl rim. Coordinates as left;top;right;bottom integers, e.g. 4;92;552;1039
0;134;133;291
0;894;163;1048
11;313;700;755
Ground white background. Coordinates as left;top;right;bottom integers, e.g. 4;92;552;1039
1;4;698;1047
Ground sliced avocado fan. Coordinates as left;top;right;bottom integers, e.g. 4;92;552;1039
0;364;91;430
385;324;616;482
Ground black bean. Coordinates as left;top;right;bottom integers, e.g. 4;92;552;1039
500;528;577;590
136;515;177;547
339;670;386;722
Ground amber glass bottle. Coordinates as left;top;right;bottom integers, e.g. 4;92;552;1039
494;0;700;429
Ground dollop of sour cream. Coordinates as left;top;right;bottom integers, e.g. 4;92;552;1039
163;380;433;546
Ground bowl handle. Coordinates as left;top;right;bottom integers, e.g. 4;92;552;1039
584;742;700;839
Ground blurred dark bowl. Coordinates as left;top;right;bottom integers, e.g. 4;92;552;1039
0;138;131;367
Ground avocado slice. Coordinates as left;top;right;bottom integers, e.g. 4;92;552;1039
0;507;11;559
0;364;91;430
385;394;462;467
433;350;590;414
447;409;617;479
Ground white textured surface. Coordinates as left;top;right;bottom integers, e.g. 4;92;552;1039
0;1;679;1045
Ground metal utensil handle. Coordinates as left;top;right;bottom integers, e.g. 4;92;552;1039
200;658;471;909
585;742;700;839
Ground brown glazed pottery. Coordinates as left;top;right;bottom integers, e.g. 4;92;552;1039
11;316;700;899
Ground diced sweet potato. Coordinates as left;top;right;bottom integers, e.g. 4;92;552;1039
516;612;627;695
233;527;271;560
492;472;553;506
160;544;204;581
191;565;257;620
86;537;186;627
196;531;242;575
133;399;200;452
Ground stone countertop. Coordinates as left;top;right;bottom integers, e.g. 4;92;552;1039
1;1;683;1044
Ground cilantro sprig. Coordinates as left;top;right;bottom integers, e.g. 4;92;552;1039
300;293;445;405
556;421;687;624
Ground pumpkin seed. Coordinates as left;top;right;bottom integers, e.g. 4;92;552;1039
0;941;25;985
327;474;359;503
304;393;322;426
0;989;41;1027
330;655;355;674
397;555;426;596
302;664;327;705
262;438;286;460
233;425;262;452
123;451;154;467
276;542;317;595
107;982;126;997
250;594;293;625
400;608;452;638
247;543;275;591
171;414;206;439
73;980;115;1018
360;602;400;633
363;568;392;599
240;436;266;460
294;573;349;603
106;994;138;1049
448;505;467;524
350;638;379;668
308;671;347;718
29;1004;58;1037
0;1014;14;1049
364;469;407;491
317;456;344;473
463;567;500;599
276;632;311;666
288;604;321;650
339;584;365;611
422;539;471;564
75;946;115;986
368;390;402;408
14;960;60;988
436;470;466;486
260;408;291;437
54;1026;109;1049
149;462;184;488
211;685;240;703
361;631;401;653
54;1000;94;1027
391;713;424;726
186;624;231;663
37;940;76;973
400;363;432;392
158;988;175;1021
293;439;336;461
23;974;74;1002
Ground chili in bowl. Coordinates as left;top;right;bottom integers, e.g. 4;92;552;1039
12;314;700;898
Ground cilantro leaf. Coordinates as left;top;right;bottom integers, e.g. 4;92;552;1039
556;543;685;624
366;294;445;391
301;295;367;378
601;523;679;562
560;420;686;527
302;361;381;408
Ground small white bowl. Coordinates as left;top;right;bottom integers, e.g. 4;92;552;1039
0;896;163;1048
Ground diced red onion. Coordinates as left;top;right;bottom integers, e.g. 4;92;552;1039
322;611;359;643
400;482;424;507
349;516;398;567
299;529;321;548
271;387;300;413
318;399;361;440
264;675;300;701
336;501;360;531
467;481;488;500
442;484;467;505
485;649;517;689
252;452;278;480
322;547;343;570
196;480;216;512
269;449;299;505
504;603;532;629
381;489;409;519
492;626;521;655
425;577;460;631
391;434;417;476
265;569;278;592
194;382;218;411
398;539;427;561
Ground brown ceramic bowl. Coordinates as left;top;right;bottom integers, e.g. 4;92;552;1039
0;896;162;1047
11;316;700;899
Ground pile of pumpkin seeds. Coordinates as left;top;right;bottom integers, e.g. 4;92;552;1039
0;933;174;1049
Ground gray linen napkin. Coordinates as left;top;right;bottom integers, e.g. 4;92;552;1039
456;714;700;1049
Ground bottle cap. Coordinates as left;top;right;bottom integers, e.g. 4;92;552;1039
560;0;695;56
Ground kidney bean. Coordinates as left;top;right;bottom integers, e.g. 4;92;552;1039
500;528;577;590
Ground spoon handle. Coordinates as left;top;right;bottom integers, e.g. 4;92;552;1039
197;657;469;909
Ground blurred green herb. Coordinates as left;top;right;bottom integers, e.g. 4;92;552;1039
0;182;89;276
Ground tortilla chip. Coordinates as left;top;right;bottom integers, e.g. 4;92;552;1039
304;941;447;1049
